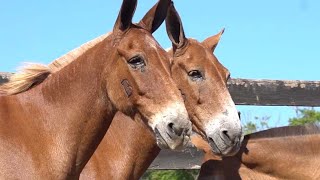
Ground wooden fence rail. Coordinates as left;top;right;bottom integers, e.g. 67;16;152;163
1;72;320;169
1;72;320;106
229;78;320;106
0;72;11;84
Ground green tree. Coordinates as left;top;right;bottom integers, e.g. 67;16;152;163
142;170;198;180
243;121;257;134
243;115;271;134
289;108;320;126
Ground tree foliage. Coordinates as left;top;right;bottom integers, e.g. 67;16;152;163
243;115;270;134
141;170;198;180
289;108;320;126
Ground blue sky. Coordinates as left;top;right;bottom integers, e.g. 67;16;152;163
1;0;319;127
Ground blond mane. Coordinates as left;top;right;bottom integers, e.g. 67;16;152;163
0;33;110;95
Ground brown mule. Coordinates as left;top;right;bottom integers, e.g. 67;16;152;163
80;3;242;180
194;124;320;180
0;0;191;179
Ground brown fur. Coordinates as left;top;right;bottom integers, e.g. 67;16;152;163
80;113;160;180
0;0;190;179
80;3;241;180
196;124;320;180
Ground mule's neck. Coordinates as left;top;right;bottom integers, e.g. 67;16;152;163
238;134;320;179
14;39;116;178
80;112;160;180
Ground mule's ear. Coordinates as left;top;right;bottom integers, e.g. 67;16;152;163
165;2;187;50
202;28;225;53
138;0;171;33
114;0;137;32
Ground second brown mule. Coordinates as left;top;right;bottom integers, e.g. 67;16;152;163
80;3;242;180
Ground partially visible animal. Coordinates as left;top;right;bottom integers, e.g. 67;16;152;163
193;124;320;180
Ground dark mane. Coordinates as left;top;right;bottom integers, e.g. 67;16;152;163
247;123;320;140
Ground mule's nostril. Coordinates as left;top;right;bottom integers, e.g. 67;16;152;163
168;122;174;130
208;137;214;142
220;129;241;146
238;111;241;119
167;122;183;137
222;130;231;140
220;129;234;146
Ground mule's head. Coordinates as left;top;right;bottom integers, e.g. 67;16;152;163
102;0;191;150
165;4;242;156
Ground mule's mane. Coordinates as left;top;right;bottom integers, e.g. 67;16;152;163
0;33;110;95
247;123;320;140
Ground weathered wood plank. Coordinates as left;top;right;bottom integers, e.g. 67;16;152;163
1;72;320;106
0;72;11;84
149;147;203;170
228;78;320;106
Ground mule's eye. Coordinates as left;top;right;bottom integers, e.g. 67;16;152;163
188;70;203;81
128;56;145;69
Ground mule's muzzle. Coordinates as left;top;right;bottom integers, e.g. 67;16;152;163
207;129;243;156
154;119;192;150
220;128;239;146
167;122;187;137
149;102;192;150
